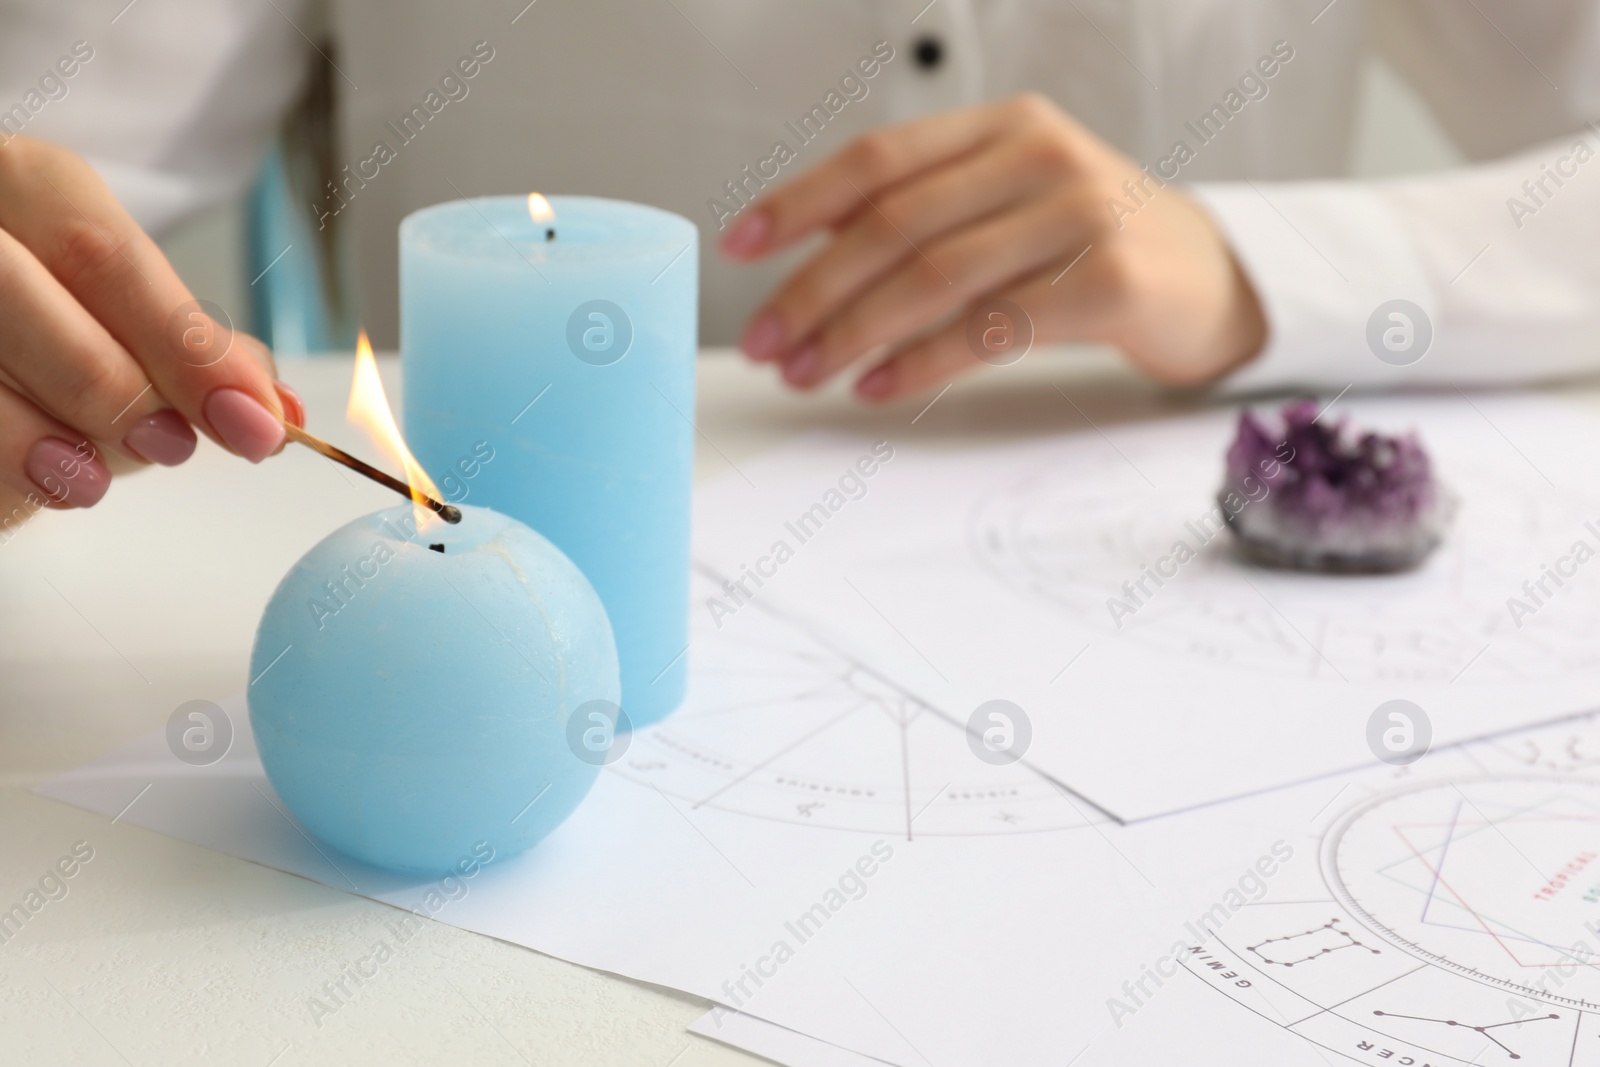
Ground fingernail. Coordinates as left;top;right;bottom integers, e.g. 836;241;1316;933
203;387;285;463
720;210;771;257
783;344;821;387
856;364;895;400
275;381;306;428
26;437;111;508
741;311;785;362
122;409;197;466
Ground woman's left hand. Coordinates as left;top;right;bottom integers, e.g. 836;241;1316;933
721;93;1268;400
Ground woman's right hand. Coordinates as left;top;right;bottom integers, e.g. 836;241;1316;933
0;136;300;527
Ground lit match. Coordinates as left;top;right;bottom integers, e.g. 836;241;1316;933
283;422;462;524
282;330;462;524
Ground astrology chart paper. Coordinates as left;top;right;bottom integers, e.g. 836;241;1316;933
692;392;1600;822
37;570;1343;1067
1070;722;1600;1067
700;717;1600;1067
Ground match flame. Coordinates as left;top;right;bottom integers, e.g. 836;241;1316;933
346;330;444;528
527;192;554;223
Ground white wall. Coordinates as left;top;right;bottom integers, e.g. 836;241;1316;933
1348;55;1462;178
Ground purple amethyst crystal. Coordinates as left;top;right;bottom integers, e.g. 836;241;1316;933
1219;400;1454;573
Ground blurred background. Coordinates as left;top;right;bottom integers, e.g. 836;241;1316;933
160;55;1463;353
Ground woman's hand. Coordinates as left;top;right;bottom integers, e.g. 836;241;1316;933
722;94;1268;400
0;136;298;521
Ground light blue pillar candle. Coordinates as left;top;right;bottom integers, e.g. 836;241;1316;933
401;196;697;727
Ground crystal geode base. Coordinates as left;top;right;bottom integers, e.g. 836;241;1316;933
1221;497;1456;573
1220;401;1456;575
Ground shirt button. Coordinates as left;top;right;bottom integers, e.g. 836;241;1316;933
914;35;944;71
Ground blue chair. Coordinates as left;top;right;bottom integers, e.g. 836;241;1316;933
245;142;357;355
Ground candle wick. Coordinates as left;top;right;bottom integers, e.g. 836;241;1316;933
429;543;446;554
545;228;556;241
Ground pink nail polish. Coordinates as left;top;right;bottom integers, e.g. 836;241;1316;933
721;210;771;257
275;381;306;429
741;312;785;362
203;387;285;463
123;409;197;467
856;365;895;400
25;437;111;508
783;344;821;386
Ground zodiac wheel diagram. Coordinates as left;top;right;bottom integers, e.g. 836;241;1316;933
967;431;1600;685
1322;775;1600;1012
606;568;1103;839
1181;774;1600;1065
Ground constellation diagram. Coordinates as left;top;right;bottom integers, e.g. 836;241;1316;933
1490;732;1600;775
607;565;1107;838
1172;765;1600;1066
965;410;1600;685
1247;918;1381;968
1371;1009;1561;1061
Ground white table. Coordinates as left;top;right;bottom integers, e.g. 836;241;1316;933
1;346;1517;1065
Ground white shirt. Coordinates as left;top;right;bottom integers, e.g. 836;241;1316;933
5;0;1599;388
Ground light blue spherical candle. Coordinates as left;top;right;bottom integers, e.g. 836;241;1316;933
247;503;618;875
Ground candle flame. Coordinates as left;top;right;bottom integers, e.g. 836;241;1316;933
527;192;554;223
346;330;444;529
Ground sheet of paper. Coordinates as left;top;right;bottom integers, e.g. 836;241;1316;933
692;1012;890;1067
37;571;1339;1067
692;393;1600;820
1070;713;1600;1067
699;712;1600;1067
